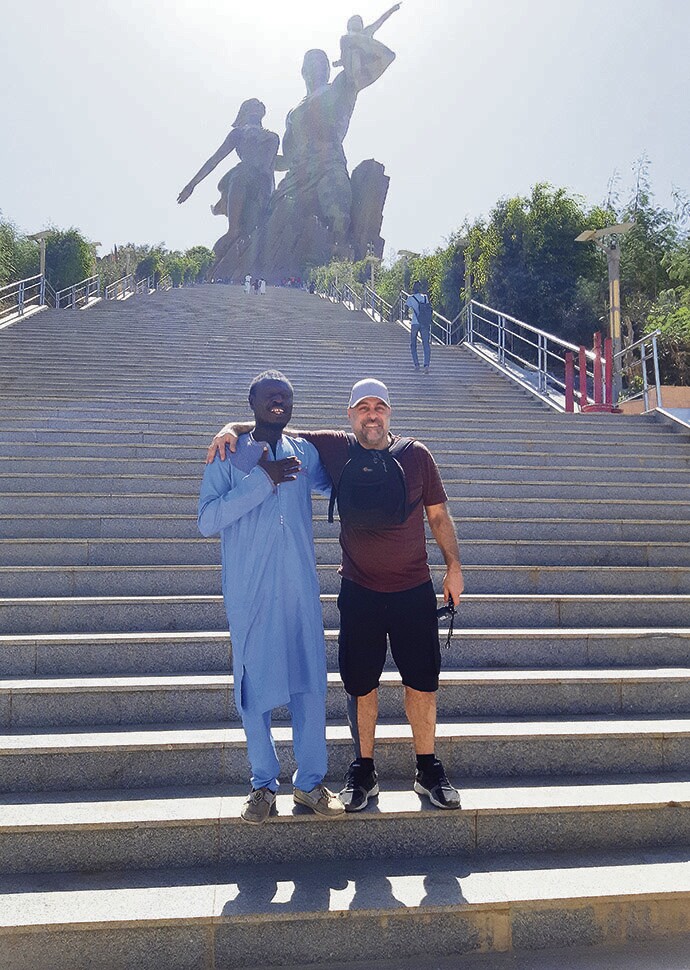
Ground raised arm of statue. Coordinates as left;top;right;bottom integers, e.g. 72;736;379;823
364;2;401;36
177;128;241;204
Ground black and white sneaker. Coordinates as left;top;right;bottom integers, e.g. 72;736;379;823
339;760;379;812
414;759;460;810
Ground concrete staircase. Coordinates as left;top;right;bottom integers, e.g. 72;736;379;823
0;285;689;969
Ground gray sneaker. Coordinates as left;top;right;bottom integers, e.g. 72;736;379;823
293;783;345;817
241;786;276;824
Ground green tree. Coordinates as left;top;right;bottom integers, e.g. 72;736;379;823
185;245;215;282
44;229;95;291
0;216;39;286
476;184;605;344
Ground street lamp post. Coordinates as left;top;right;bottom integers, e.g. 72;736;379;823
575;222;633;403
27;231;51;304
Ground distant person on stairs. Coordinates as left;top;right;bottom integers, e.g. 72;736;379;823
406;281;432;372
206;378;464;814
198;371;345;824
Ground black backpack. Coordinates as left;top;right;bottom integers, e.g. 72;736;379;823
327;433;422;529
413;295;433;329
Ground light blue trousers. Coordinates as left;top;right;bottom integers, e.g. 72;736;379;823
241;688;328;793
411;322;431;368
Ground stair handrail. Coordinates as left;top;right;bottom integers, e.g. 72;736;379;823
0;274;46;323
158;274;172;291
398;289;463;346
54;274;101;310
615;330;663;411
362;283;392;322
341;281;362;311
135;275;154;295
105;274;135;301
463;299;602;412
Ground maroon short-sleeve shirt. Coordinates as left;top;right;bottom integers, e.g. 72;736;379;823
302;430;447;593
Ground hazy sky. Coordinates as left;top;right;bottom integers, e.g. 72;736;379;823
2;0;688;261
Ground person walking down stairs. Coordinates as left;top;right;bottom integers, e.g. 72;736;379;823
198;371;345;824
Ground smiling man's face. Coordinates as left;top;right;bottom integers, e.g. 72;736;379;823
347;396;391;450
249;379;294;430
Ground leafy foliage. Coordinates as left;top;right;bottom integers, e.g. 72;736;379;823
0;215;40;286
44;230;95;291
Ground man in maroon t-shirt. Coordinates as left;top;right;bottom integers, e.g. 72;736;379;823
207;378;464;812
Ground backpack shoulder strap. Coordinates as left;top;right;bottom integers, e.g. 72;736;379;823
388;435;415;457
328;432;358;523
388;437;422;516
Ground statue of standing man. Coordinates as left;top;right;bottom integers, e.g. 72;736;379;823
272;4;400;250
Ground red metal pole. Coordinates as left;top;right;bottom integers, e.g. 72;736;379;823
604;337;613;405
565;352;574;412
579;346;588;409
593;332;603;405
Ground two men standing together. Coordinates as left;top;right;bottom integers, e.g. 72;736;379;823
199;372;464;823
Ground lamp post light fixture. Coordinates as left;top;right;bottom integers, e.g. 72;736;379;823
575;221;633;402
27;231;51;306
27;231;50;280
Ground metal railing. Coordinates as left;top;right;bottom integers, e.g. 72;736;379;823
616;330;662;411
464;300;602;412
105;274;135;301
0;274;45;324
136;275;154;295
157;274;172;291
398;289;463;346
326;281;342;303
362;283;393;322
54;274;101;309
342;282;362;310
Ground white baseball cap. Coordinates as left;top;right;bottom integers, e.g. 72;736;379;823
348;379;391;408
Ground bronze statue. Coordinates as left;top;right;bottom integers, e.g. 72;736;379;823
197;9;400;281
177;99;279;260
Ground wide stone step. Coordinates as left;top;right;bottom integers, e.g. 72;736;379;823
4;512;690;542
3;450;688;484
2;473;688;507
3;628;689;677
2;592;690;635
4;536;688;568
1;420;683;448
0;847;688;970
245;941;690;970
0;775;688;875
0;717;689;793
0;410;663;436
1;668;689;729
3;440;688;473
4;436;688;471
5;563;690;597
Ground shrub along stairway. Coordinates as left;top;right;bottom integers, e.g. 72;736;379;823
0;285;689;969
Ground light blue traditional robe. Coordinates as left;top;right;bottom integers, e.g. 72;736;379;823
198;433;332;717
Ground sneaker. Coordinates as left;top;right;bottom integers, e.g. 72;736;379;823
293;783;345;817
339;759;379;812
414;759;460;810
241;786;276;824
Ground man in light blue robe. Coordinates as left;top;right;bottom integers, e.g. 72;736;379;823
198;370;344;824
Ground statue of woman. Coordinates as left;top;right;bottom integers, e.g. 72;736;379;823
177;99;279;256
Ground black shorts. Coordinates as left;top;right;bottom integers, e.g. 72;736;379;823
337;578;441;696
